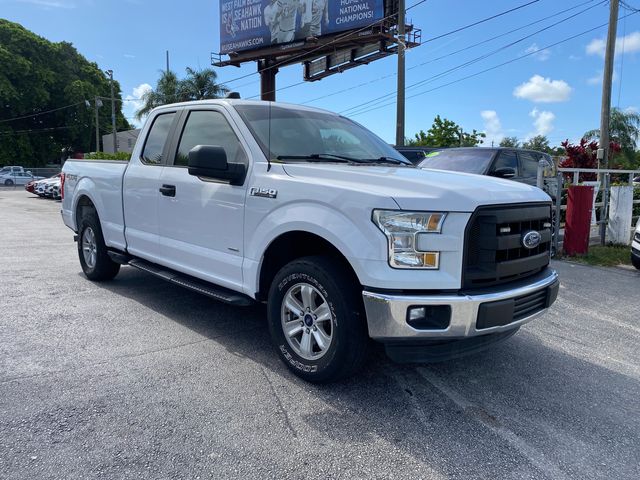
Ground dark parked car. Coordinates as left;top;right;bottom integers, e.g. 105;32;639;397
394;146;443;165
417;147;556;193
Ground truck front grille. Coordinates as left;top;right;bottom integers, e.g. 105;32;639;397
463;203;552;289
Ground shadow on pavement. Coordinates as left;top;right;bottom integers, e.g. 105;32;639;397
93;266;639;479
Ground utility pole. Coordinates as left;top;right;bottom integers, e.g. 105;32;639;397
94;97;102;152
166;50;170;73
598;0;619;244
106;70;117;153
395;0;406;147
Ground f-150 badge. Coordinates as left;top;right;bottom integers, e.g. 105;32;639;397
250;187;278;199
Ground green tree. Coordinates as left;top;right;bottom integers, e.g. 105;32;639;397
179;67;228;101
0;19;130;166
522;135;551;153
136;68;228;120
584;107;640;167
406;115;485;148
499;136;520;148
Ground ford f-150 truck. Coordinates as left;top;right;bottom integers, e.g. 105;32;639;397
61;99;559;382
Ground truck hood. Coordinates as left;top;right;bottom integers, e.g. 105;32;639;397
281;164;551;211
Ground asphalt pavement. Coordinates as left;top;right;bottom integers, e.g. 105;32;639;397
1;188;638;480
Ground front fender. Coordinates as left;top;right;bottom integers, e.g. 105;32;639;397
243;201;391;295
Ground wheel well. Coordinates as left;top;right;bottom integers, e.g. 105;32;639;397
75;195;96;230
257;231;360;301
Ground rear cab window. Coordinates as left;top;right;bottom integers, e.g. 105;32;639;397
141;112;176;165
519;151;540;178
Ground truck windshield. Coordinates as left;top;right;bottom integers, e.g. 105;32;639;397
418;149;495;175
235;104;410;165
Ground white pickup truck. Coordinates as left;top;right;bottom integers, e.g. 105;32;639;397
61;99;559;382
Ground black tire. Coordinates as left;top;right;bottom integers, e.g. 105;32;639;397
4;179;14;186
632;253;640;270
267;255;369;383
77;210;120;281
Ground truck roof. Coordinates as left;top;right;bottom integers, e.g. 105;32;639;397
150;99;338;117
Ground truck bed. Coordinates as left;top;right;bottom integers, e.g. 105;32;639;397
61;159;129;251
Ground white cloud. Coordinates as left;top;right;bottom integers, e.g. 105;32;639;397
123;83;152;128
525;43;551;61
513;75;572;103
124;54;136;59
528;108;556;138
625;106;638;114
480;110;504;145
586;31;640;57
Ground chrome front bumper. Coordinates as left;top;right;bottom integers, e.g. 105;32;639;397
363;269;559;341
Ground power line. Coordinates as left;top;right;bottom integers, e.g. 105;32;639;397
347;10;639;117
0;125;76;138
301;0;598;106
342;1;605;115
421;0;540;43
0;101;86;124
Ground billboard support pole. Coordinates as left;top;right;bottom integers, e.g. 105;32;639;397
259;59;278;102
395;0;406;147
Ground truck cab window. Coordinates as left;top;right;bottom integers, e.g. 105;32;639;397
491;151;518;176
175;111;247;167
519;151;540;178
141;113;175;165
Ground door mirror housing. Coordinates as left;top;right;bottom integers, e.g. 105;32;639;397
491;167;516;179
188;145;246;186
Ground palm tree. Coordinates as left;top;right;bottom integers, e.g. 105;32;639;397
135;70;181;120
179;67;228;101
135;68;228;120
584;108;640;164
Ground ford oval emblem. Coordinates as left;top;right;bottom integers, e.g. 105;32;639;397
522;230;542;249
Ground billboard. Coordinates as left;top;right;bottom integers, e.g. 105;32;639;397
219;0;385;54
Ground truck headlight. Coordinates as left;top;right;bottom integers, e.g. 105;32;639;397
372;210;446;269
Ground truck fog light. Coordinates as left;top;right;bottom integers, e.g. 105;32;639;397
406;305;452;330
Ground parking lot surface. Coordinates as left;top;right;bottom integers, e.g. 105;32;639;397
1;189;638;480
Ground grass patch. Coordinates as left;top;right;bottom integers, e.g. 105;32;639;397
566;245;632;267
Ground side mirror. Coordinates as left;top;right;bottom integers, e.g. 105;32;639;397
491;167;516;179
188;145;246;186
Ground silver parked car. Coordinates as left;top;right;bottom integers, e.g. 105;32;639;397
0;171;44;186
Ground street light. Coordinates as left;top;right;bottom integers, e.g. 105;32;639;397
105;69;117;153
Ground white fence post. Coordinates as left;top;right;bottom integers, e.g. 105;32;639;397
607;185;634;245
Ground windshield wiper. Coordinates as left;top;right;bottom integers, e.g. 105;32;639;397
366;156;412;166
276;153;366;164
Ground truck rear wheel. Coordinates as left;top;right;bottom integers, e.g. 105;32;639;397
77;210;120;281
267;255;368;383
632;253;640;270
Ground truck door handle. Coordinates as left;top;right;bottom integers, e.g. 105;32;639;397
159;184;176;197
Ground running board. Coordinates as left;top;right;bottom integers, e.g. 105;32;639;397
128;258;254;306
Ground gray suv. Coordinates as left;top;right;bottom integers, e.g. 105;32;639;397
415;147;557;196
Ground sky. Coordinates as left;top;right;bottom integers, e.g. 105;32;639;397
1;0;639;146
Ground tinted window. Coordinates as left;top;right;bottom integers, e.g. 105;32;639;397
175;111;247;167
398;150;427;164
520;151;540;177
141;113;175;165
492;151;518;175
419;149;495;174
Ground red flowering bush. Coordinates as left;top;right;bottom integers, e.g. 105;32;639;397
559;139;621;182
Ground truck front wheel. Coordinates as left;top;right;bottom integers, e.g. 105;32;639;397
77;210;120;281
267;256;368;383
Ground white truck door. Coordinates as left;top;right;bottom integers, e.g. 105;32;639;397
123;111;178;260
155;108;248;291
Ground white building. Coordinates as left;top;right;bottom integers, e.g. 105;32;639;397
102;129;141;154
